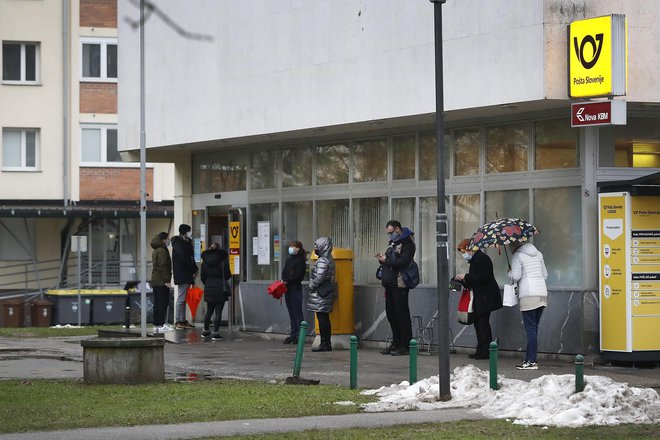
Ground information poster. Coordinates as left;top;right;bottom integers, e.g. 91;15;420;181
630;196;660;350
599;193;628;351
257;221;270;265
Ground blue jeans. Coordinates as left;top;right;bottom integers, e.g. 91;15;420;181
176;284;190;322
522;307;545;363
284;285;304;340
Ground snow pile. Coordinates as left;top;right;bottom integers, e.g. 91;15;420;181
360;365;660;427
50;324;84;329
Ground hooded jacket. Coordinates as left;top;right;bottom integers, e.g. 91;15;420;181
171;235;198;285
508;243;548;299
150;235;171;287
461;249;503;314
306;237;336;313
200;247;231;302
379;227;416;288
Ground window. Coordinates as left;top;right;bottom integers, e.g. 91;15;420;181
453;193;481;275
419;131;450;180
2;128;38;170
353;197;388;283
599;117;660;168
353;138;387;182
392;135;415;180
317;199;350;248
317;143;349;185
249;203;279;280
81;38;117;81
535;118;578;170
282;201;313;280
2;42;39;84
81;125;121;163
250;150;278;189
193;151;247;193
282;146;312;186
454;128;480;176
486;122;529;173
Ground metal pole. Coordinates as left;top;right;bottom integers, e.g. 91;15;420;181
77;246;81;327
431;0;451;401
575;354;585;393
489;341;499;390
292;321;308;377
139;0;147;338
409;339;418;384
350;335;358;389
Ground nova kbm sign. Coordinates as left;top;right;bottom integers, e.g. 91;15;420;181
569;15;627;98
571;100;626;127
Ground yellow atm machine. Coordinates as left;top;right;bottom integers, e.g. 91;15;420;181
310;248;354;350
599;189;660;361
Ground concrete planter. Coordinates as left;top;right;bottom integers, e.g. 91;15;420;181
81;337;165;384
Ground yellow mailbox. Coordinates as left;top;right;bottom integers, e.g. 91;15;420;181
310;248;354;335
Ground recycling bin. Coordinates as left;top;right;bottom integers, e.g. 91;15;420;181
30;299;53;327
90;291;127;324
2;299;25;327
46;290;92;325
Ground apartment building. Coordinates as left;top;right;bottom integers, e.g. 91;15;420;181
0;0;174;297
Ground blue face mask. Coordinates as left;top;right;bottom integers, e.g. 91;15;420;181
388;231;399;241
462;252;472;262
288;247;297;255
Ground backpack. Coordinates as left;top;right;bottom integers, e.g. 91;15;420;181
401;260;420;289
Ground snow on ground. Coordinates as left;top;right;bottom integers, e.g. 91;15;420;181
359;365;660;427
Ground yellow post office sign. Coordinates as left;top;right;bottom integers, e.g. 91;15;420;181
569;14;627;98
229;221;240;275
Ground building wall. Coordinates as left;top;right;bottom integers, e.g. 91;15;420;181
79;167;154;200
0;0;64;200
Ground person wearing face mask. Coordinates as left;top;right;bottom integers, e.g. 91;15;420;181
375;220;416;356
454;238;502;359
281;241;307;344
150;231;172;333
171;224;198;329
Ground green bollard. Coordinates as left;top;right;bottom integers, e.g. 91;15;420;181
409;339;418;384
575;354;584;393
350;335;358;389
292;321;308;377
489;341;498;390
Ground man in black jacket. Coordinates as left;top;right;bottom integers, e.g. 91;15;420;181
376;220;416;356
172;224;198;329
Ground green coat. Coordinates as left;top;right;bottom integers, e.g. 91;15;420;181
150;235;172;287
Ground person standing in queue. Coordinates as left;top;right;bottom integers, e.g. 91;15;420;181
306;237;336;352
200;242;231;341
454;238;502;359
172;224;198;330
282;240;307;345
150;231;172;333
376;220;415;356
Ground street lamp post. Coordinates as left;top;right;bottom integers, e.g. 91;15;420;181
139;0;147;338
430;0;451;401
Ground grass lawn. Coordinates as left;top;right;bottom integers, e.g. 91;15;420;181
222;420;660;440
0;379;374;433
0;325;124;338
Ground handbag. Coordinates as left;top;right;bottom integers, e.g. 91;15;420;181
457;288;474;325
502;279;518;307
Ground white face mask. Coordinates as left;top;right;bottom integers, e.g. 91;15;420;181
185;231;193;239
462;252;472;262
288;247;297;255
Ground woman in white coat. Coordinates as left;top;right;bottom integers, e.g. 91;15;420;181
508;242;548;370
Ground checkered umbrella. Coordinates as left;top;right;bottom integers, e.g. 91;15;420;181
469;217;540;252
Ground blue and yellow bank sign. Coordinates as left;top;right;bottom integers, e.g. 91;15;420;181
569;14;627;98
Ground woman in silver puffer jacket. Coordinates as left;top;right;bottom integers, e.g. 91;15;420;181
306;236;336;352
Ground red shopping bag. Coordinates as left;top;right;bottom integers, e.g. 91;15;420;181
267;280;287;303
457;288;474;325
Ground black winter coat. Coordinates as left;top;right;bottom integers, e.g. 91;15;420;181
200;248;231;302
380;228;416;288
171;235;198;285
281;251;306;290
461;250;502;315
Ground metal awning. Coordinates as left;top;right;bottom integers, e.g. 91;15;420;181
0;200;174;218
598;172;660;196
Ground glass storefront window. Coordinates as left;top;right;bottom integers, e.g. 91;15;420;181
535;118;578;170
282;201;312;281
454;128;480;176
453;194;481;276
353;197;388;284
392;135;415;180
250;150;278;189
420;196;438;285
392;198;415;233
316;199;350;249
317;143;349;185
353;138;388;182
249;203;280;280
484;190;530;285
533;187;582;287
419;131;450;180
599;117;660;168
193;151;247;193
282;146;312;187
486;122;529;173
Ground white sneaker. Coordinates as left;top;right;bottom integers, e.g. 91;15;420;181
516;361;538;370
152;326;163;333
162;323;174;331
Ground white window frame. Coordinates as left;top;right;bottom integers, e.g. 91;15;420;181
1;128;39;171
80;124;123;165
80;37;117;82
2;41;40;85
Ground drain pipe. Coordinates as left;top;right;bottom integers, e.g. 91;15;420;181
62;0;69;207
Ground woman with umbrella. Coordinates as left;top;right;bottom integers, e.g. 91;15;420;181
454;238;502;359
